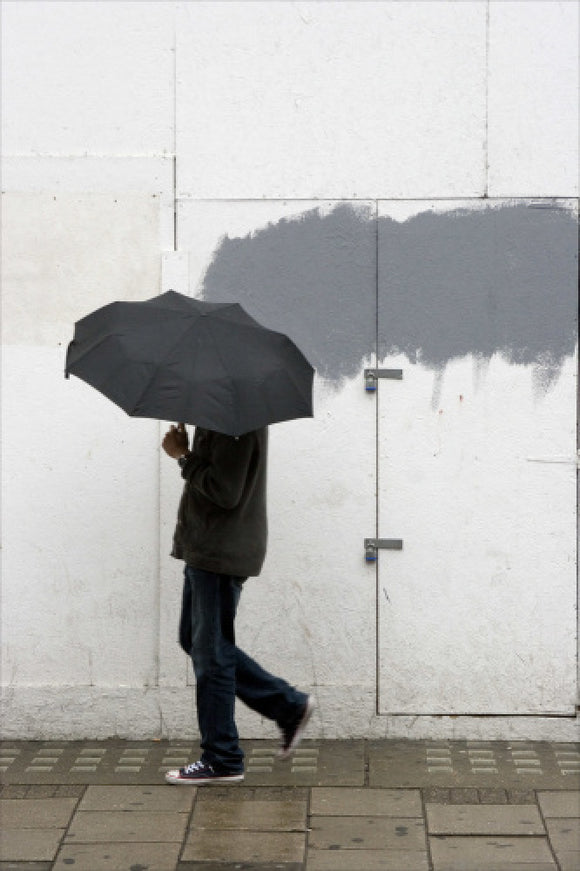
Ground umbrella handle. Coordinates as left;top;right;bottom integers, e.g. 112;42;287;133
64;341;75;379
177;422;189;449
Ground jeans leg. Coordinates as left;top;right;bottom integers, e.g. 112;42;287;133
184;566;244;774
235;647;308;728
178;573;193;655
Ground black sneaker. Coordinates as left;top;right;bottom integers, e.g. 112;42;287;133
164;760;244;785
278;696;315;759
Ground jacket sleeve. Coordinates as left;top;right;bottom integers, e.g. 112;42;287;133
182;432;255;510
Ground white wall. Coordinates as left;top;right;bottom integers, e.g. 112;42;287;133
1;0;578;740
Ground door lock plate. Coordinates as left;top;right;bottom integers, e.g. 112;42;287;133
365;538;403;562
364;369;403;391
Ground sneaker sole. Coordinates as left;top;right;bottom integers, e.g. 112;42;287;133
164;770;244;785
278;696;316;760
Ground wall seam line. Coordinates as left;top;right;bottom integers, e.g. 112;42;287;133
485;0;491;197
375;198;380;718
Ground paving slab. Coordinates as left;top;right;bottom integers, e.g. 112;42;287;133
178;865;303;871
3;739;577;789
0;830;64;863
0;864;52;871
182;829;306;863
0;740;199;785
479;788;509;804
448;788;479;804
1;739;578;871
369;740;580;788
308;816;426;851
0;784;29;798
422;786;537;806
64;809;189;843
537;789;580;818
429;835;557;870
0;784;83;799
545;817;580;853
305;849;430;870
191;797;307;831
508;789;537;804
195;785;309;802
557;853;580;871
0;740;365;787
0;797;77;828
426;803;545;835
310;787;422;817
245;741;365;787
53;842;182;870
78;784;195;812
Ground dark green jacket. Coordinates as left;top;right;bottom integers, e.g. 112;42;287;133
171;427;268;577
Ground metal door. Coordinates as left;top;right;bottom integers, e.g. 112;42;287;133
375;200;578;716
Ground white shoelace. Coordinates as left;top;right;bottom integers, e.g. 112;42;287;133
182;760;211;775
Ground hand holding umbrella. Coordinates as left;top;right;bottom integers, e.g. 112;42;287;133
162;423;190;459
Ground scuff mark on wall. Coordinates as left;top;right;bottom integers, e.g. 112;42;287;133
201;203;577;389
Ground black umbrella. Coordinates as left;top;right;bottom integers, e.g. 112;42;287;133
65;291;314;436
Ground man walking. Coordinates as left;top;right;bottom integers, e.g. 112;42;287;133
162;422;314;785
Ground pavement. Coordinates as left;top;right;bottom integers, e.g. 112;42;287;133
0;738;578;870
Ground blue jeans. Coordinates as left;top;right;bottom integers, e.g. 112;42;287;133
180;565;308;774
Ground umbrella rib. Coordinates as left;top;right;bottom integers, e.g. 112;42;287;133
204;315;240;433
127;319;198;418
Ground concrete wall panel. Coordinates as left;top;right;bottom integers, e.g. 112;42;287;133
376;200;578;716
488;1;579;196
1;192;163;695
1;1;174;156
1;348;161;687
2;192;163;346
176;1;487;199
168;200;378;735
1;1;578;741
2;156;174;196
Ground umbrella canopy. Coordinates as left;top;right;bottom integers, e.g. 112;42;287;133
65;291;314;436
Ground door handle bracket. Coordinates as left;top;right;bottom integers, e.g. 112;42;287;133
364;369;403;391
365;538;403;562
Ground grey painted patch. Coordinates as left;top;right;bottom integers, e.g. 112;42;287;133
202;203;577;388
201;204;377;382
378;204;578;392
